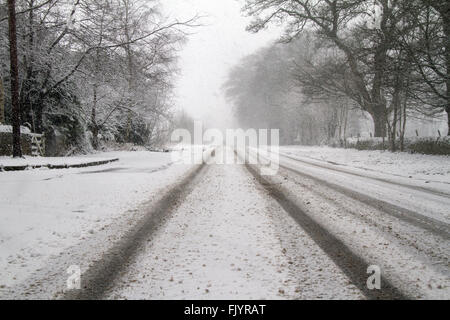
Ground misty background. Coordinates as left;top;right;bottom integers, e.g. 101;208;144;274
163;0;281;130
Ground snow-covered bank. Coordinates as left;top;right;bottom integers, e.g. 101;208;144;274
0;151;194;291
0;151;127;169
280;146;450;185
0;157;119;171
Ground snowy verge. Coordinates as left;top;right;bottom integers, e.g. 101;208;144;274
0;151;196;293
279;146;450;185
0;155;119;169
0;158;119;171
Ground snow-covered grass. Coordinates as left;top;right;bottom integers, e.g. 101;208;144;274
341;136;450;155
0;151;194;289
279;146;450;184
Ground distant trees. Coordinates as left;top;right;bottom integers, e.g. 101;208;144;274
241;0;449;142
0;0;198;154
224;41;361;145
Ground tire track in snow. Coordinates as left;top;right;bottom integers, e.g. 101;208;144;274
277;162;450;239
250;149;449;237
103;160;364;300
63;161;209;300
279;152;450;197
245;163;409;300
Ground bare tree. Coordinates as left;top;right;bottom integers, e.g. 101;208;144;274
244;0;422;138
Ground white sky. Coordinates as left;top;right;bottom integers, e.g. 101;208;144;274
162;0;281;129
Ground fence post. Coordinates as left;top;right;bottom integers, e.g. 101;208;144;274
30;133;45;157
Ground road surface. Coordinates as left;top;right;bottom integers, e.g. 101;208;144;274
2;147;449;300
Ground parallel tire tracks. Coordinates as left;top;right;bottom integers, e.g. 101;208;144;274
279;153;450;197
277;162;450;239
245;163;410;300
249;149;449;238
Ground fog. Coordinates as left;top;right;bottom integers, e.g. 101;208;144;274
162;0;281;130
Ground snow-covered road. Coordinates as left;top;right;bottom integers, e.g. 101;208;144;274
276;150;450;226
104;158;364;300
1;146;449;300
247;148;450;299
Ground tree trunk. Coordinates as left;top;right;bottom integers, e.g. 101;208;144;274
371;44;388;138
400;97;407;151
445;20;450;135
35;104;43;134
7;0;22;157
390;107;398;152
442;6;450;135
447;105;450;136
91;84;99;150
20;0;35;129
0;76;5;124
371;107;387;138
124;0;135;143
92;125;99;150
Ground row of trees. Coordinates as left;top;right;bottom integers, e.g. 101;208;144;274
226;0;449;149
225;39;364;145
1;0;198;156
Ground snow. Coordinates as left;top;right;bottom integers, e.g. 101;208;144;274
0;151;196;291
264;169;450;299
241;146;450;299
0;125;32;134
106;148;363;300
0;155;117;168
279;146;450;185
265;146;450;224
0;145;448;299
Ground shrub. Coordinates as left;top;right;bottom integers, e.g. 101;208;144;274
405;137;450;155
342;136;450;155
